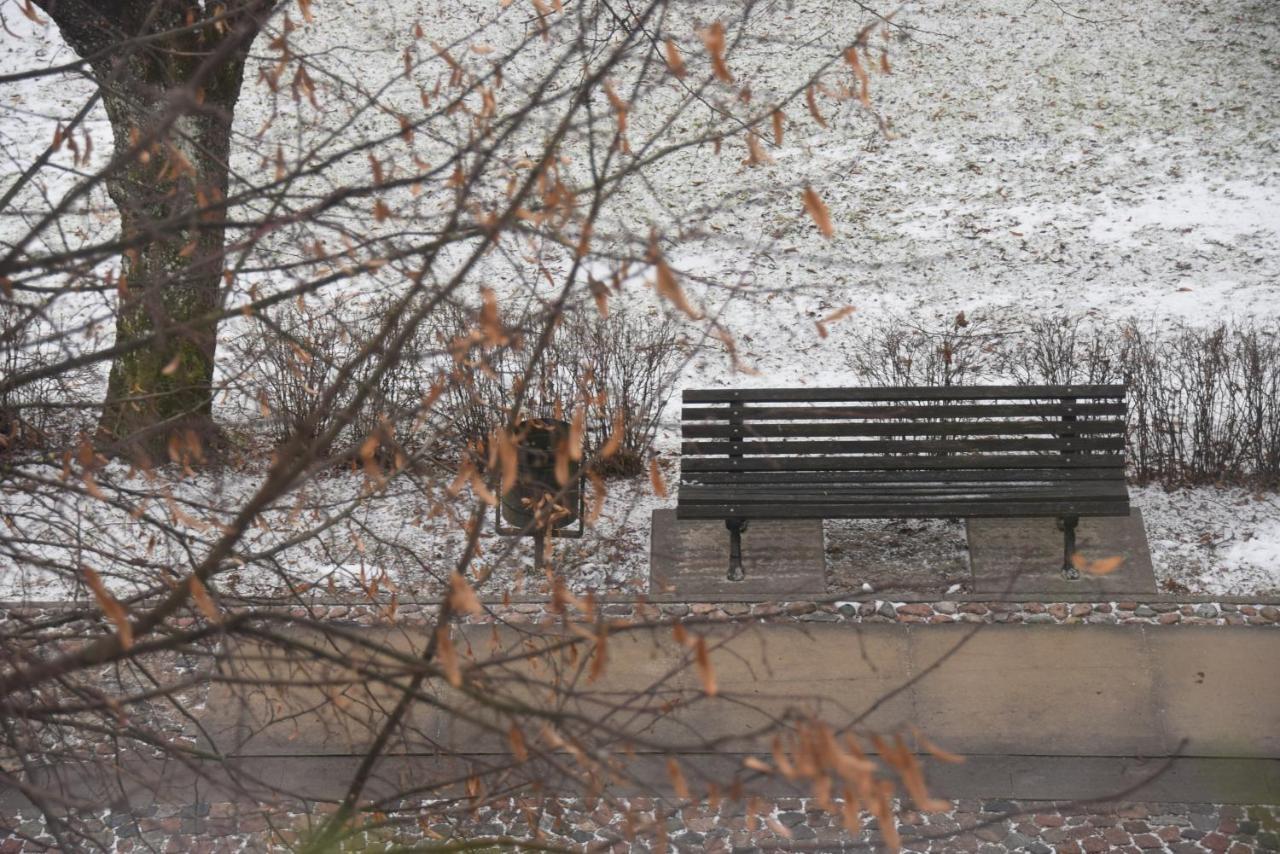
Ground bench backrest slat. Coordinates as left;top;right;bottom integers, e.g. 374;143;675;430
683;419;1126;439
683;437;1124;457
682;453;1126;473
683;384;1125;404
682;402;1125;420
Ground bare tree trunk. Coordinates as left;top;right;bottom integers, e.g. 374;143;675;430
33;0;271;461
96;83;236;458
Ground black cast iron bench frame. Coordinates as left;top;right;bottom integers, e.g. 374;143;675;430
676;385;1130;581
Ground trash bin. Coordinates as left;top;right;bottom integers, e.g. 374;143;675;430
499;417;582;533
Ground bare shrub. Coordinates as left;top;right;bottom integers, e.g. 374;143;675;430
1116;324;1280;486
0;301;95;454
846;311;1008;388
432;299;682;478
247;295;440;460
850;313;1280;487
569;307;684;477
1004;315;1124;387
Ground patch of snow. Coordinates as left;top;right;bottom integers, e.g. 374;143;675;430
1089;179;1280;248
1134;485;1280;597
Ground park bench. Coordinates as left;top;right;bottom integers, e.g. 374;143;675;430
677;385;1130;581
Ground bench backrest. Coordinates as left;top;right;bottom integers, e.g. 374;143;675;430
680;385;1127;480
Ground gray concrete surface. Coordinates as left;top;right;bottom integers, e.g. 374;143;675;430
650;509;826;596
968;510;1157;594
201;625;1279;776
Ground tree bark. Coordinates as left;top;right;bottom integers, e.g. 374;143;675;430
96;81;235;459
35;0;273;462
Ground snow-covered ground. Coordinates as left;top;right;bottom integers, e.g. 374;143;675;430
2;0;1278;601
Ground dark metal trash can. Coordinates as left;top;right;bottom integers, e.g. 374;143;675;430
497;417;583;537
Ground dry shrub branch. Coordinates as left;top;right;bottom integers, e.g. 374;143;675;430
848;313;1280;487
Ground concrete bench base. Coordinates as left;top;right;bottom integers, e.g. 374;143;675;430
649;509;826;596
968;509;1156;594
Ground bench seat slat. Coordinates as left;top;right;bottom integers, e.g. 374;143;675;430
682;402;1126;421
683;420;1126;439
677;500;1131;520
683;385;1125;404
682;468;1125;485
682;437;1125;456
681;483;1129;502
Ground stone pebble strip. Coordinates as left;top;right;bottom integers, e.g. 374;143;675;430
5;600;1280;630
3;799;1278;852
192;599;1280;628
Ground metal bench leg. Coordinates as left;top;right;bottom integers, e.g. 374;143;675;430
1061;516;1079;580
726;519;747;582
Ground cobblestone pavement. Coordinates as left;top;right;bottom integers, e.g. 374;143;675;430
4;798;1279;852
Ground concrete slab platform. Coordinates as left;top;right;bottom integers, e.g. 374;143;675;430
649;509;826;597
968;510;1156;595
908;624;1167;757
200;626;447;755
671;624;917;741
1146;627;1280;757
192;622;1280;811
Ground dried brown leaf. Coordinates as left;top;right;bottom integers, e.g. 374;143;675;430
599;411;625;460
664;38;686;78
844;46;871;106
589;631;608;682
765;817;793;839
649;457;668;498
449;571;483;615
694;636;717;696
568;407;585;461
772;735;798;780
648;236;701;318
508;723;529;761
803;185;835;237
915;729;965;764
436;626;462;687
806;84;828;127
667;758;691;800
698;21;733;82
586;470;606;525
189;575;221;624
494;429;518;495
671;620;689;646
83;567;132;649
742;132;773;167
816;304;856;338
